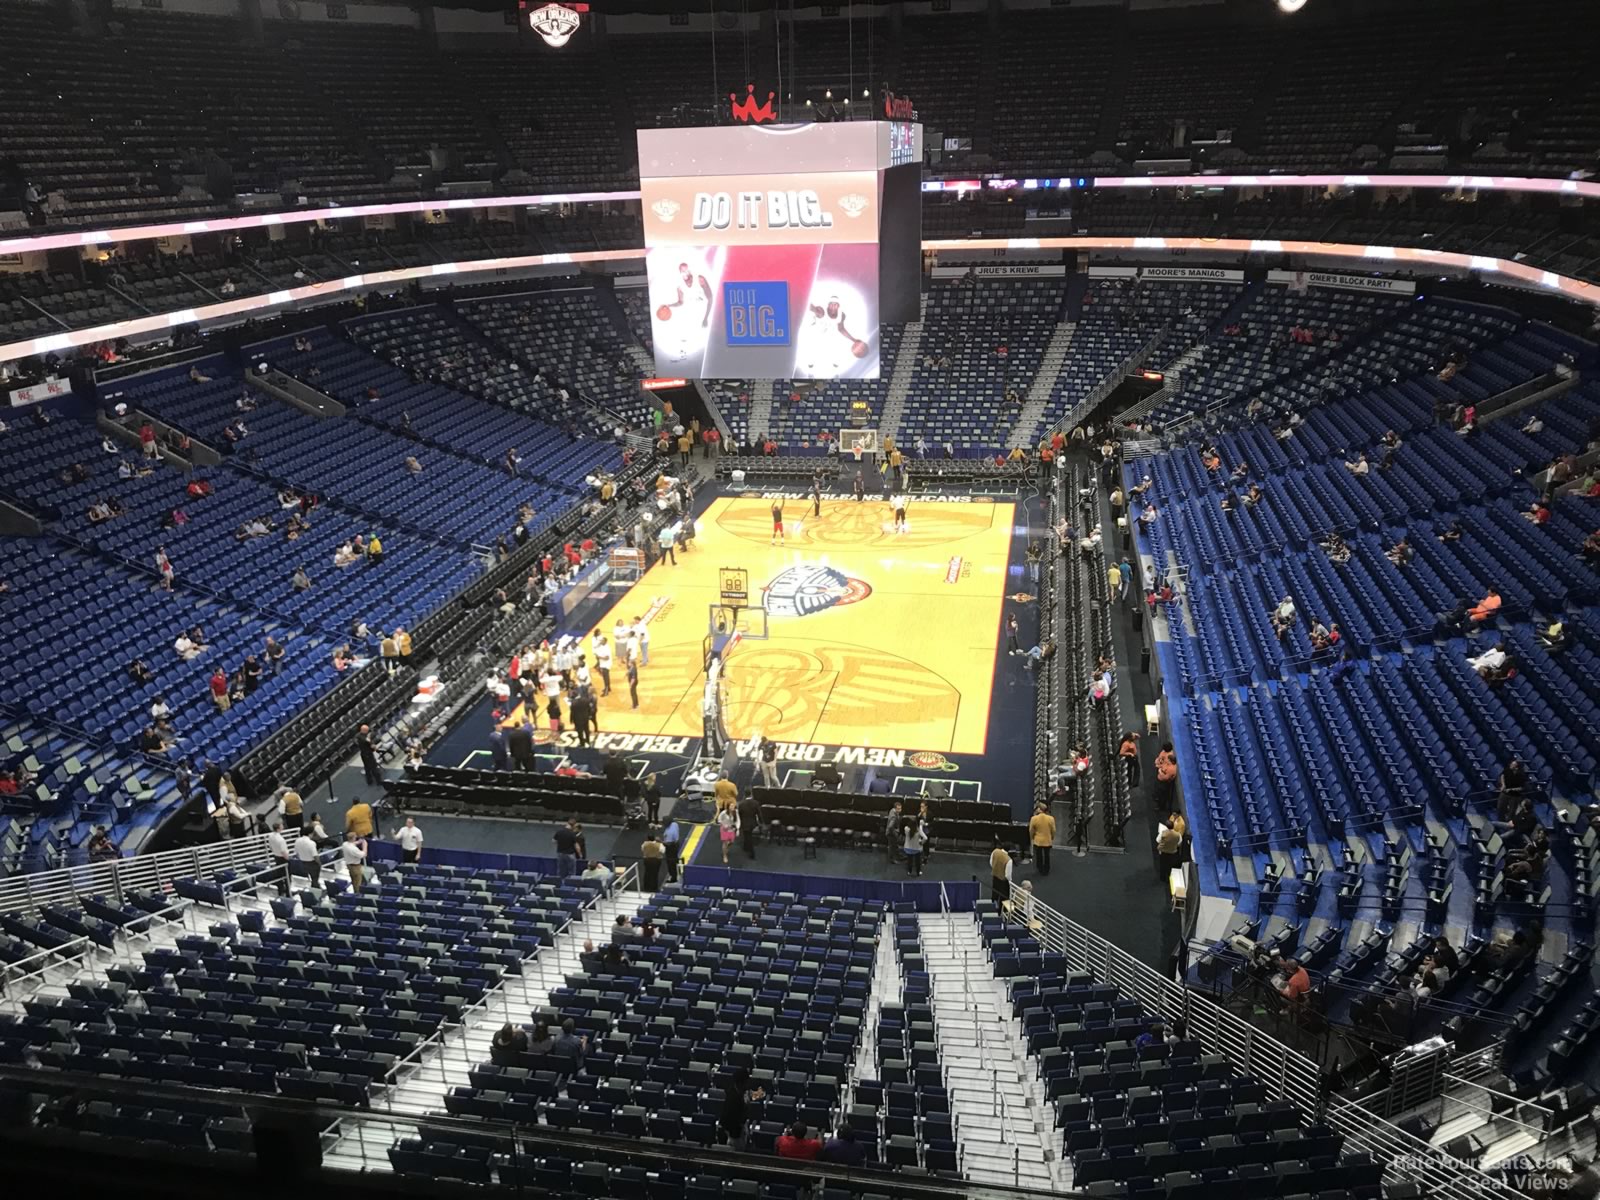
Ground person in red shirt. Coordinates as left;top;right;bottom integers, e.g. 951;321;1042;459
139;422;158;460
209;667;231;711
775;1122;823;1160
702;428;719;458
0;770;17;795
1050;430;1065;453
1277;956;1310;1004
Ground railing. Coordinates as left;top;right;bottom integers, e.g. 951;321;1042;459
0;841;319;1011
1436;1072;1557;1141
0;1064;1071;1200
0;830;280;918
997;890;1523;1200
1044;329;1166;441
373;862;633;1104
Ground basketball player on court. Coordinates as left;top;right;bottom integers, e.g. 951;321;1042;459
770;497;785;546
810;474;822;518
853;470;865;502
799;295;867;377
892;493;908;533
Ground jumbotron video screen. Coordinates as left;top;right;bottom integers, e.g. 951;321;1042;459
638;121;922;381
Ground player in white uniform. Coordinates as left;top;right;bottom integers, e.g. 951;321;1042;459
798;295;866;377
659;262;712;361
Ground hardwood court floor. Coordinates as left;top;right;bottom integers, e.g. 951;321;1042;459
556;493;1020;754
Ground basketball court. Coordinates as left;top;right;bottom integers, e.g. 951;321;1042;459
557;492;1019;754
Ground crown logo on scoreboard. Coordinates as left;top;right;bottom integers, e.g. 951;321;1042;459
838;193;868;219
651;198;682;223
525;1;583;48
730;84;778;125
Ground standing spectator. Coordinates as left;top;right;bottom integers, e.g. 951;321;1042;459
884;801;903;865
1006;613;1020;655
266;821;292;895
508;720;539;771
1119;731;1142;789
155;546;174;592
661;818;683;883
603;751;628;801
738;791;762;860
716;800;739;865
554;818;581;878
340;833;368;891
902;814;928;876
990;841;1012;902
1029;803;1056;876
640;827;665;890
1157;812;1187;876
593;632;613;696
1154;742;1177;806
757;738;780;789
139;421;158;460
720;1066;764;1151
356;724;381;786
1496;759;1529;822
294;827;321;887
626;655;640;710
278;787;304;830
393;817;424;864
209;665;230;711
345;797;375;840
632;616;651;665
643;773;662;825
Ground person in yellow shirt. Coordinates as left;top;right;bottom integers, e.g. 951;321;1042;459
1029;803;1057;876
279;788;304;831
367;533;384;565
345;799;375;839
714;775;738;813
394;626;412;657
990;843;1012;903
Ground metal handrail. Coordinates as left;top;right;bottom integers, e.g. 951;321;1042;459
0;830;282;918
0;1061;1071;1200
1438;1072;1557;1137
994;888;1523;1200
0;845;331;1010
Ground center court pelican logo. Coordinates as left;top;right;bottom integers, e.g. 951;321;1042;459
763;564;871;618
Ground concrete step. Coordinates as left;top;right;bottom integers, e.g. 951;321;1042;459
1481;1129;1541;1168
1430;1112;1489;1147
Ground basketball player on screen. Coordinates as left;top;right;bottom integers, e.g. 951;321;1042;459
657;261;712;361
799;294;868;377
